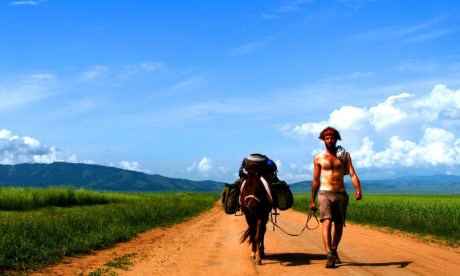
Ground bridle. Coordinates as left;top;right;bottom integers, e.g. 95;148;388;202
244;194;260;207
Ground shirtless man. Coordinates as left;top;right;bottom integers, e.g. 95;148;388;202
310;126;362;268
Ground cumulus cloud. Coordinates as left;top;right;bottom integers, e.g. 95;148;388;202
0;129;150;173
369;93;411;130
118;161;142;172
198;157;213;172
0;129;75;164
186;157;213;176
284;84;460;171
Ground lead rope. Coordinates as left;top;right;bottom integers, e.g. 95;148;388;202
306;210;320;230
269;210;319;236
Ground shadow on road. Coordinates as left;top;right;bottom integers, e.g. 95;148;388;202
264;253;325;266
265;253;412;269
340;261;412;268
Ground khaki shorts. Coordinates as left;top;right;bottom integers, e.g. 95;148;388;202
318;190;349;224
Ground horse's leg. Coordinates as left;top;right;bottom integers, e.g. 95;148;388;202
254;212;269;263
253;218;267;265
251;230;258;261
259;221;267;259
248;218;257;261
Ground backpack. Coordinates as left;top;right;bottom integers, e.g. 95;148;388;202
271;180;294;211
221;178;243;214
240;153;278;176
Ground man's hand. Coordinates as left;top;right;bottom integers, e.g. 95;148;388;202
309;202;317;212
355;188;362;200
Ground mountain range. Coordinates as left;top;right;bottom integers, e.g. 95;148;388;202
0;162;222;192
289;174;460;195
0;162;459;194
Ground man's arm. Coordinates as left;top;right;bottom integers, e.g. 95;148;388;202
310;155;321;211
346;152;362;200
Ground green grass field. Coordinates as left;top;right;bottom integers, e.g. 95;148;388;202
292;193;460;247
0;187;219;272
1;187;459;273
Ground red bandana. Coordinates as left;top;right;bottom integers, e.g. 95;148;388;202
323;129;335;138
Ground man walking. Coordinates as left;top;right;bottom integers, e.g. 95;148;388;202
310;126;362;268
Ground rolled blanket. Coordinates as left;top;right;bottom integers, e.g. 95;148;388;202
336;145;346;161
260;176;274;204
336;145;349;175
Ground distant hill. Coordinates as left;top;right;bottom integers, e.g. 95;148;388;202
0;162;224;193
0;162;459;194
289;174;460;194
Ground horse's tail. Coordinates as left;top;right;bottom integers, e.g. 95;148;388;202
240;227;251;244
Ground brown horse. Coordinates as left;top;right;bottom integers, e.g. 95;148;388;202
239;167;273;265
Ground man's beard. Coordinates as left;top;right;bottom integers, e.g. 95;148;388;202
325;142;337;151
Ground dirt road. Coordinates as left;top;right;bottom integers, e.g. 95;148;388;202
35;201;459;275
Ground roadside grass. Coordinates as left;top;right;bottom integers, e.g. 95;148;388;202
0;187;219;273
292;193;460;247
104;253;136;270
0;186;120;211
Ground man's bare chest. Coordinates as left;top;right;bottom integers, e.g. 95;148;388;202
321;155;344;171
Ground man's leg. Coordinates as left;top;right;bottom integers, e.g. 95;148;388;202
322;218;333;252
332;222;343;264
322;219;335;268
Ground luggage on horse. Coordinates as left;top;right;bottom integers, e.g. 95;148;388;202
221;178;243;214
222;153;294;214
240;153;278;177
271;180;294;211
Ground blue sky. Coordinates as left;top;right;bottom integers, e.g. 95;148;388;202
1;1;460;183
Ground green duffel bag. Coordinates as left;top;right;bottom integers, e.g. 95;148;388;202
221;179;242;214
272;180;294;211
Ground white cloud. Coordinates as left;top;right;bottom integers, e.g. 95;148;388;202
419;127;458;166
353;127;460;169
330;106;367;130
186;157;214;176
284;84;460;173
369;92;411;130
274;159;282;171
118;161;142;172
10;1;42;6
413;84;460;121
198;157;212;173
291;121;327;139
0;129;75;164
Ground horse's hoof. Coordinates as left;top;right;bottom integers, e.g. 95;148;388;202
255;260;262;265
250;255;256;261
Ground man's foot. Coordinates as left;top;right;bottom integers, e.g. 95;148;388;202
332;250;341;264
325;252;336;268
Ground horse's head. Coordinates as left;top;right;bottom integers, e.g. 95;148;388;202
241;168;270;214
